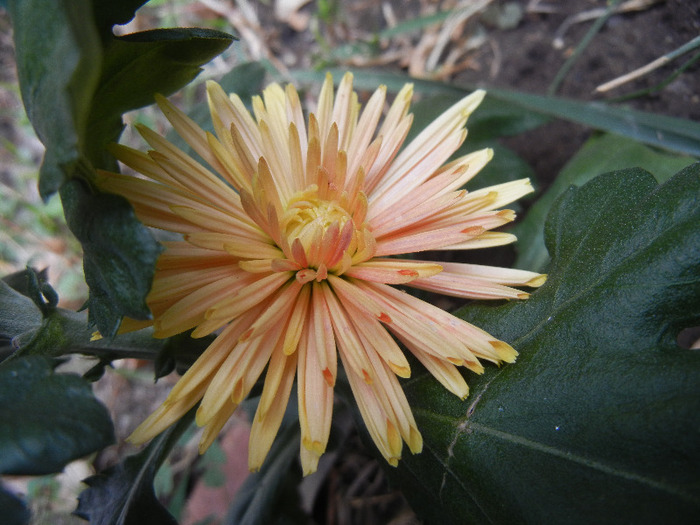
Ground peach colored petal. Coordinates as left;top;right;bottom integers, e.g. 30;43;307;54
344;259;442;284
198;397;238;454
241;279;303;342
155;93;229;179
248;348;298;471
108;73;543;477
312;282;338;387
197;319;284;426
154;241;235;270
206;80;262;163
170;205;263;240
407;261;546;299
437;231;517;250
369;90;485;206
362;344;422;454
394;333;470;399
107;143;175;186
373;223;484;257
205;271;294;325
154;274;257;338
297;326;333;458
97;173;204;233
148;266;243;303
323;284;375;383
346;84;386;178
342;362;402;466
282;283;311;355
285;83;307;156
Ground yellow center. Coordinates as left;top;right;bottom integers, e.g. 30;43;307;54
282;185;354;257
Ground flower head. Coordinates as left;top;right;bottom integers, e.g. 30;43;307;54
101;73;545;474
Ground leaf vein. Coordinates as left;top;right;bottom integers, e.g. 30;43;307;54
468;421;699;503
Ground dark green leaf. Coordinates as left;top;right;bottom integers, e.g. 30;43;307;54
1;268;48;297
75;408;195;525
225;423;302;525
85;27;234;169
10;4;233;334
0;278;43;358
0;485;30;525
0;356;114;476
514;133;698;272
60;179;162;337
392;164;700;524
9;0;102;198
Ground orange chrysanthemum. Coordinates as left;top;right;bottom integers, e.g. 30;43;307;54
100;72;545;474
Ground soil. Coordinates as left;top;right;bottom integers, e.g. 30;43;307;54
260;0;700;188
453;0;700;184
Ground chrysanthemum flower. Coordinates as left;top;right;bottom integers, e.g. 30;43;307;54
99;72;545;474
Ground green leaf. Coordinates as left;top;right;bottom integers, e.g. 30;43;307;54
1;269;206;369
0;485;30;525
225;423;302;525
60;179;162;336
85;27;234;169
10;3;233;334
392;164;700;524
486;86;700;157
0;356;114;476
514;133;698;272
10;2;234;197
0;275;43;358
75;408;195;525
9;0;102;197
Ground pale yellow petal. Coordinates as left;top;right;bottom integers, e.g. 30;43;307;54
249;349;298;471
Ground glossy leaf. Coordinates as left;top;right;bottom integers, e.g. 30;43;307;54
0;275;43;358
85;27;234;169
514;133;698;272
75;409;195;525
391;164;700;524
224;423;302;525
60;179;162;337
9;2;233;336
8;0;102;198
0;356;114;476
